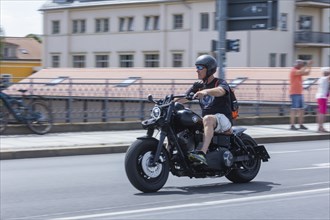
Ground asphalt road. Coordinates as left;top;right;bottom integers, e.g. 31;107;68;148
1;140;329;220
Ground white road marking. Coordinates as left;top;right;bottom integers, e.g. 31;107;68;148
52;188;329;220
269;148;329;154
286;163;330;171
302;181;330;186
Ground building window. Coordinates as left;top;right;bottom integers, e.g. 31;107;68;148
200;13;209;31
52;20;60;34
280;13;288;31
145;54;159;67
144;16;159;31
128;17;134;31
119;18;125;32
3;46;16;58
95;55;109;68
173;14;183;29
298;54;312;61
145;16;151;30
73;19;86;33
95;18;109;33
298;16;312;31
51;55;60;68
172;53;183;67
73;55;86;68
153;16;160;30
119;17;134;32
269;53;276;67
280;53;286;67
119;54;134;67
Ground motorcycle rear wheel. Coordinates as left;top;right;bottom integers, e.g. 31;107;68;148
125;139;169;193
225;133;261;183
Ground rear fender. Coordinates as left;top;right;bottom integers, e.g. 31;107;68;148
254;145;270;162
232;127;246;136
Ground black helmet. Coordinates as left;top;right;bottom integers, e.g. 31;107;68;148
195;54;217;77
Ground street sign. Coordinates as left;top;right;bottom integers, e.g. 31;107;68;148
228;0;278;31
211;39;240;52
226;39;240;52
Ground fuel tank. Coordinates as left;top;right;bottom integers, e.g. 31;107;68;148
174;108;203;131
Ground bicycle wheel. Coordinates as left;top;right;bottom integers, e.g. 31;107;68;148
0;105;9;133
26;101;53;135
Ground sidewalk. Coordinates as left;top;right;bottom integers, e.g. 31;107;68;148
1;123;329;160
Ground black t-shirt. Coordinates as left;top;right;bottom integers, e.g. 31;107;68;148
186;78;232;123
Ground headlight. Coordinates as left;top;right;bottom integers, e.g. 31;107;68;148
151;107;161;120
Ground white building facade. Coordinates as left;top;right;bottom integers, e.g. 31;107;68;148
40;0;330;68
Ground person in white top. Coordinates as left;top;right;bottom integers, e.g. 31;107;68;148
315;67;330;132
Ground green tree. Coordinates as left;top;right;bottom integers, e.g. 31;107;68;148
25;33;42;43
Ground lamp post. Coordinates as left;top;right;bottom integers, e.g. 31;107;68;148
216;0;227;80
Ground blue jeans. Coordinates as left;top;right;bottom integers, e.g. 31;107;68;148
290;94;304;109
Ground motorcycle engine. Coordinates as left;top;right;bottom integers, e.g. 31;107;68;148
177;130;195;152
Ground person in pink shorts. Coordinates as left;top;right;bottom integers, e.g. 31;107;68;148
315;67;330;132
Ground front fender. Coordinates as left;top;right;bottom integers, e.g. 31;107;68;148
127;138;159;154
136;136;159;142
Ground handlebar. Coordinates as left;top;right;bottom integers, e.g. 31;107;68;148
147;93;197;107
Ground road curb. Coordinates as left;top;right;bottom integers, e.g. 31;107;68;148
2;115;329;135
0;144;129;160
1;134;329;160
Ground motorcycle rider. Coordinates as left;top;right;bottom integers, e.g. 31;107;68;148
179;54;233;165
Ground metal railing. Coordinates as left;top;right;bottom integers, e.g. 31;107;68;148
296;0;330;5
295;31;330;45
1;77;323;123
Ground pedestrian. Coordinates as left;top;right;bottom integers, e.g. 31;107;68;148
289;59;312;130
315;67;330;133
176;54;232;165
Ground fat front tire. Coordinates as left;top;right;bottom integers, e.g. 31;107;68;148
26;101;53;135
225;133;261;183
125;139;169;193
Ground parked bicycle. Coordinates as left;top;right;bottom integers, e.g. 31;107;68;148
0;89;53;135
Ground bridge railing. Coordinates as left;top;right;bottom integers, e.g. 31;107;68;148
1;77;322;123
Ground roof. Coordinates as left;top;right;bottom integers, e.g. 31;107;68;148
40;0;179;11
2;37;42;61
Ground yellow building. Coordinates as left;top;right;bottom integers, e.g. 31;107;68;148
0;37;42;83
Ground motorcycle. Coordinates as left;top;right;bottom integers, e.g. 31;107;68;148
125;93;270;193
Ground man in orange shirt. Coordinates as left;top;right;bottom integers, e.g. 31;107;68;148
289;59;312;130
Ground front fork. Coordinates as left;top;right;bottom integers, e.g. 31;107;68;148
151;130;167;166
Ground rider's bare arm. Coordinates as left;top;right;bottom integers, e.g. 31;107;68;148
193;87;226;99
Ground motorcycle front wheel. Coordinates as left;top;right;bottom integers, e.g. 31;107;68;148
125;139;169;193
225;133;261;183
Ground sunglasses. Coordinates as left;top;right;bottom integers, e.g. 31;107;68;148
196;65;205;70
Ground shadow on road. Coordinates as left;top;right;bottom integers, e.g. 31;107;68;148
136;181;281;196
